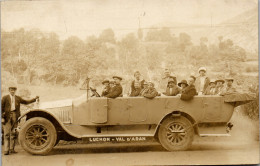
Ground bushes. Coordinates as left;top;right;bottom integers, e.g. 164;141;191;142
241;85;259;120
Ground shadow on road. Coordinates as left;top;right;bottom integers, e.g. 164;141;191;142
51;144;166;155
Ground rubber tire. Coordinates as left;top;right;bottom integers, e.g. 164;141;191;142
158;116;194;151
19;117;57;155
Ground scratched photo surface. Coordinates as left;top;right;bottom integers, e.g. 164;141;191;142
1;0;259;165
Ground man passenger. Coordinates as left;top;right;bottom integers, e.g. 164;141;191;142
163;80;180;96
140;81;148;96
195;67;210;95
142;82;158;99
101;80;110;97
158;69;177;92
105;76;123;98
220;78;236;95
203;79;216;95
130;71;145;97
215;79;225;95
177;76;197;101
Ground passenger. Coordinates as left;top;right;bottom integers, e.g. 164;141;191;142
195;67;210;95
101;80;110;97
177;76;197;101
220;78;236;96
130;83;142;97
105;76;123;98
215;79;225;95
109;80;115;90
158;69;177;92
178;80;188;94
140;81;148;96
203;79;216;95
163;80;180;96
130;71;145;97
168;76;177;86
142;82;158;99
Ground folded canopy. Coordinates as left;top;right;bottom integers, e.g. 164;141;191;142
224;93;256;107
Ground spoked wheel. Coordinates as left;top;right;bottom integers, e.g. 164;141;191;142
158;116;194;151
19;117;57;155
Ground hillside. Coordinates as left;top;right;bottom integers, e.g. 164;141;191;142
149;7;258;52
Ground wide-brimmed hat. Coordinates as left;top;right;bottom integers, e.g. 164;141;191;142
209;79;216;85
112;76;122;80
198;67;207;73
215;79;225;84
178;80;188;87
190;75;196;81
225;78;234;82
109;80;115;84
102;80;109;84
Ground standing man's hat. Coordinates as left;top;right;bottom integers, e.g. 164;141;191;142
198;67;207;73
215;79;225;84
102;80;110;84
134;71;140;76
112;76;122;80
178;80;188;87
225;78;234;82
8;82;17;89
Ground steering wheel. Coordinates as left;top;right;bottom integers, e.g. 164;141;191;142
90;87;100;97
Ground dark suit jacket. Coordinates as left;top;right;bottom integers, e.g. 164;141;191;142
1;95;37;122
180;85;197;101
106;84;123;98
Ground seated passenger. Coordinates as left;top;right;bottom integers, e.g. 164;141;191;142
142;82;158;99
105;76;123;98
203;79;216;95
101;80;110;97
158;69;177;92
178;80;188;94
130;71;145;97
140;81;148;96
177;76;197;101
215;79;225;95
130;83;142;97
163;80;180;96
220;78;236;96
109;80;115;90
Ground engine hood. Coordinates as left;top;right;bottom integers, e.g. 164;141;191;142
39;99;73;109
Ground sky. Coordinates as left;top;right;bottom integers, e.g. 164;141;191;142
1;0;258;40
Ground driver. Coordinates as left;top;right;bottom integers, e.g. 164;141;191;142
101;80;110;97
105;76;123;98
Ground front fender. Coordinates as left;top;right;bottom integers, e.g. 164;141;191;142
18;109;82;138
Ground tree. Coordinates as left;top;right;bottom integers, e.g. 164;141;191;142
99;28;116;43
178;33;192;52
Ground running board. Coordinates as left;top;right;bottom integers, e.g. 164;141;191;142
199;134;231;137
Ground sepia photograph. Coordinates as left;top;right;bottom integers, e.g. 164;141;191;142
1;0;259;165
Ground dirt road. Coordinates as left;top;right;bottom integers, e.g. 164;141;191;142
2;138;259;166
